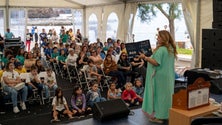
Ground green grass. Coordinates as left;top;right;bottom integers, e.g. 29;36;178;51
177;48;193;55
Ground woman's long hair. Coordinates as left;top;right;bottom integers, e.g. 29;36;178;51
5;62;13;71
104;54;113;62
55;87;64;105
72;86;82;101
154;30;178;58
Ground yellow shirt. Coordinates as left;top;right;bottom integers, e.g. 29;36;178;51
15;67;27;74
121;48;127;54
0;70;4;79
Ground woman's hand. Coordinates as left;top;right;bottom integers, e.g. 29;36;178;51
138;52;146;59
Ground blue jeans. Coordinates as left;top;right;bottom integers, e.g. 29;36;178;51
43;84;58;98
88;97;106;107
3;85;28;107
26;82;43;98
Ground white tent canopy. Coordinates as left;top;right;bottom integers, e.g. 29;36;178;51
0;0;213;68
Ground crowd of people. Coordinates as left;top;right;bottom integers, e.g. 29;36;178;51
0;26;147;122
0;26;177;124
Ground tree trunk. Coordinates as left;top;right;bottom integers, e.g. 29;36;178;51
169;18;175;40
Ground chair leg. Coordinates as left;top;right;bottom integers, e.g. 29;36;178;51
67;67;72;83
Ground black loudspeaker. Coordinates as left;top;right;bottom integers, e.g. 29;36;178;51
212;21;222;29
92;99;130;121
210;79;222;94
202;29;222;70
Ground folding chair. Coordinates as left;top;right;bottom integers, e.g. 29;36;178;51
41;55;52;69
100;64;112;89
56;56;65;79
39;71;56;101
80;65;97;90
101;69;112;89
52;61;59;75
66;64;81;84
24;72;45;105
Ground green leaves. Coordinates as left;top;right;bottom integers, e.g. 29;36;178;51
137;3;182;23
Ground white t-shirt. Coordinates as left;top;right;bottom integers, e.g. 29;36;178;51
45;75;56;85
52;96;67;111
67;54;78;66
26;73;40;83
92;91;99;101
26;34;31;41
86;65;97;78
2;70;20;87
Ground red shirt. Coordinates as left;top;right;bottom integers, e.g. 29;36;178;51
121;89;138;101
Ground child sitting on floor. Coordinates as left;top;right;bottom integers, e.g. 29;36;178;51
121;82;140;107
86;82;106;107
132;79;144;102
51;88;74;122
107;82;121;100
70;86;92;117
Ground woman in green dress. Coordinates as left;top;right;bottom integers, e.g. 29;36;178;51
139;30;177;123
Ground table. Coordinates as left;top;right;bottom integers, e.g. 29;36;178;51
169;104;219;125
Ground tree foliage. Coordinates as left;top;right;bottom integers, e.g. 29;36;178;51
138;3;182;39
27;8;71;18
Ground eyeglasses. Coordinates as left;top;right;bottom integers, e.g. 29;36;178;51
9;64;14;67
122;55;126;57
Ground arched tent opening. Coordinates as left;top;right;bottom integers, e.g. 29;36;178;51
88;13;98;43
0;10;4;35
9;9;26;41
106;12;118;41
0;0;214;70
73;9;83;35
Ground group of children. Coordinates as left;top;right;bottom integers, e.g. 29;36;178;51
26;65;58;103
51;79;144;122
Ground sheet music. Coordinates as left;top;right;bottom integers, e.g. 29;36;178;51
188;88;209;109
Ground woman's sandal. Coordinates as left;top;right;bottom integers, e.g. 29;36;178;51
149;118;164;124
69;116;74;120
51;119;60;123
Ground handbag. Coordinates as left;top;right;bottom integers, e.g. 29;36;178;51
13;82;25;91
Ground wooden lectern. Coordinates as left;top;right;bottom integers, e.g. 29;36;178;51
173;77;211;110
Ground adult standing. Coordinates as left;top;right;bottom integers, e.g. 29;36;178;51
34;27;38;43
139;30;177;123
60;30;68;44
51;31;59;44
4;28;15;39
75;29;82;43
26;29;33;52
39;28;47;44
